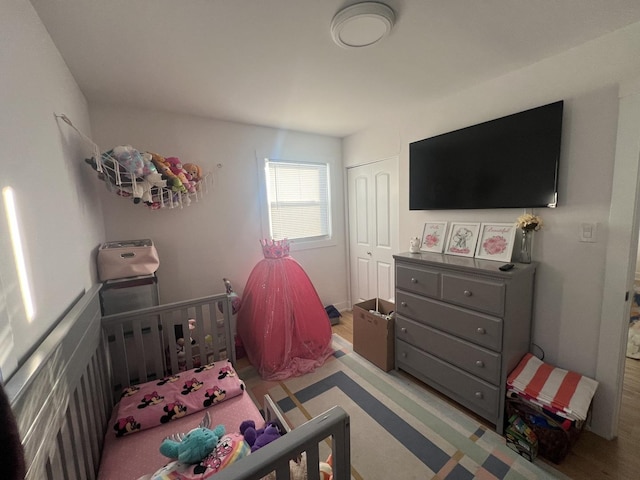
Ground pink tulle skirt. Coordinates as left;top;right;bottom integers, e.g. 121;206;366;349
237;251;333;380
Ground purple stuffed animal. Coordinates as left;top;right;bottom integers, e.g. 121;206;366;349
239;420;281;453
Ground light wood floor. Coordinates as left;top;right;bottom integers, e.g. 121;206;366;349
332;310;640;479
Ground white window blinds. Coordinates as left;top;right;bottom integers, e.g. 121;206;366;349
265;160;331;241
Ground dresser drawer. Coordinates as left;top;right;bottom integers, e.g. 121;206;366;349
396;341;499;420
396;264;439;298
396;291;502;351
395;316;501;384
441;274;505;316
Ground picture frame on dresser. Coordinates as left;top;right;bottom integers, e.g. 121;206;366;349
444;222;480;257
420;221;448;253
475;222;517;262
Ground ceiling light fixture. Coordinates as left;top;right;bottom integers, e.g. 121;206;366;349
331;2;395;48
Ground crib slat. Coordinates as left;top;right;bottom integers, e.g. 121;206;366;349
61;411;81;479
131;318;147;382
193;304;207;364
89;353;108;430
73;386;94;478
179;309;194;371
80;374;100;471
163;311;179;374
109;324;129;391
148;314;165;378
54;430;71;479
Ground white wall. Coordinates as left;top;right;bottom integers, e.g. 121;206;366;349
88;105;348;309
636;239;640;280
0;0;104;380
344;21;640;437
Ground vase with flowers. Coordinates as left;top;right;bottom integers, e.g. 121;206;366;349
515;213;543;263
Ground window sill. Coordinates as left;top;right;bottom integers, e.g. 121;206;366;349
289;238;337;252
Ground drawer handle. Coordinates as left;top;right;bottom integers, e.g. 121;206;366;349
475;391;483;399
475;360;484;367
463;290;472;297
401;352;407;358
401;327;407;333
411;277;418;283
401;301;407;308
476;327;486;335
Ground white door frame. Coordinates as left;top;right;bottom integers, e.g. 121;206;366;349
594;80;640;439
345;157;399;308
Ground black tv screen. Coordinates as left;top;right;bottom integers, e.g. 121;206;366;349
409;101;563;210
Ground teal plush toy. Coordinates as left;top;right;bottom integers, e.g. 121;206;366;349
159;424;225;464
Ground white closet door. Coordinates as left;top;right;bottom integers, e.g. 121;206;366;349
347;157;398;305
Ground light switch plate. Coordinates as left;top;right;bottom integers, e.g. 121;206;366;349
579;222;598;243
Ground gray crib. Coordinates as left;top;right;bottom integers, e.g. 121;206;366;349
6;285;350;479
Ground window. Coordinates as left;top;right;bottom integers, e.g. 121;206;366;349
264;159;331;243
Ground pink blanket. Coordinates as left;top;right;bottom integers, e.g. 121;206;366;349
98;393;265;480
113;361;245;437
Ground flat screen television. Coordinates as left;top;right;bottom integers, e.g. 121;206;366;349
409;100;563;210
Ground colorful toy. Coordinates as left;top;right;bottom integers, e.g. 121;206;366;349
140;152;157;176
239;420;281;453
111;145;144;177
183;162;203;182
150;153;187;194
319;454;333;480
159;424;225;464
166;157;197;193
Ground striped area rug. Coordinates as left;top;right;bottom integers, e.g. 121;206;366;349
241;335;567;480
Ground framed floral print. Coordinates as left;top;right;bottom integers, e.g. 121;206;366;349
475;223;516;262
444;222;480;257
420;221;448;253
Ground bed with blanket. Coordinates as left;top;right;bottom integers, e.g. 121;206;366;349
5;285;350;480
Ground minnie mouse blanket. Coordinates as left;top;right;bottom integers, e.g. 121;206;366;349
113;360;245;437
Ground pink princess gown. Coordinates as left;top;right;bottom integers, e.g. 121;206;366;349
237;239;333;380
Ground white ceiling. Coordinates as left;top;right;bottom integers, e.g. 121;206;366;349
30;0;640;137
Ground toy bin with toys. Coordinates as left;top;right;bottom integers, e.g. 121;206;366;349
505;353;598;464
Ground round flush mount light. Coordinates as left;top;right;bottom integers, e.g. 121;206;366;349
331;2;395;48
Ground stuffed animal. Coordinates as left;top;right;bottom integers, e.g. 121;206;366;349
166;157;197;193
239;420;281;453
183;163;203;182
112;145;144;177
150;153;187;194
262;452;333;480
319;454;333;480
140;152;158;176
159;424;225;464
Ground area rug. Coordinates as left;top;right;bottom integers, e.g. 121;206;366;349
240;335;568;480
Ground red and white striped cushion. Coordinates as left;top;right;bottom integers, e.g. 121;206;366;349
507;353;598;422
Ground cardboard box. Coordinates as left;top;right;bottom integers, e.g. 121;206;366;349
353;298;395;371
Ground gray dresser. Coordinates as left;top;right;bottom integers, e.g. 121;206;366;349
393;252;536;434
